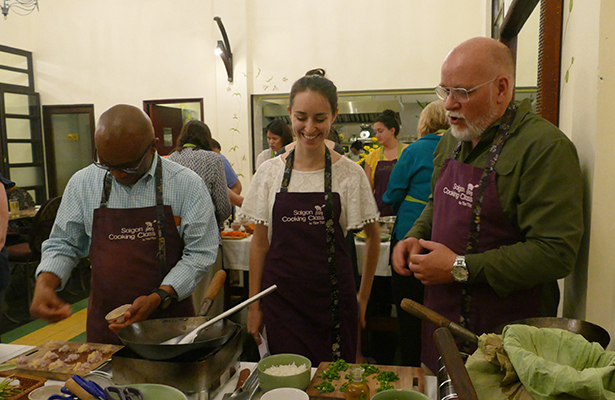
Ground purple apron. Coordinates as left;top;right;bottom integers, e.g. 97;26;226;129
87;158;194;344
422;106;543;371
373;144;403;217
261;149;358;365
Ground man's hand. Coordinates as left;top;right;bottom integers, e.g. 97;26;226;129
30;272;72;322
108;293;160;334
408;239;458;285
247;303;263;345
391;237;424;276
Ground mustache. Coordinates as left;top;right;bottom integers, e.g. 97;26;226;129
447;111;465;119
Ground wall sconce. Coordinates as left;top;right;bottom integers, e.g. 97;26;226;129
214;16;233;83
1;0;38;19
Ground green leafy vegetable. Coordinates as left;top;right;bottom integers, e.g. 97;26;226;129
314;381;335;394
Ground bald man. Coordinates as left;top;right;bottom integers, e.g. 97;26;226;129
31;105;219;344
392;37;584;371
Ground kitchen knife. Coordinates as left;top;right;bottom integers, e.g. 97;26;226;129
198;269;227;316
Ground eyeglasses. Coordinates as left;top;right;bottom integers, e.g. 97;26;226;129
435;76;500;103
93;140;155;174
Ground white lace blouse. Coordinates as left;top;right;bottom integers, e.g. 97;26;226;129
240;155;379;240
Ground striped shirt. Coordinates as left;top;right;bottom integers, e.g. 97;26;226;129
167;147;231;226
37;154;219;300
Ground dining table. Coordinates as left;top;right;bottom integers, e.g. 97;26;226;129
221;234;392;277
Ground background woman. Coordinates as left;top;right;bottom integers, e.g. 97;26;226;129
255;119;293;170
364;110;407;216
167;120;231;227
241;69;380;364
383;100;449;366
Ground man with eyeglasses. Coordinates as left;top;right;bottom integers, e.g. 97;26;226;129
392;37;584;372
30;104;219;344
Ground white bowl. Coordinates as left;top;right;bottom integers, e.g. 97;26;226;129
261;387;309;400
28;385;64;400
105;304;131;324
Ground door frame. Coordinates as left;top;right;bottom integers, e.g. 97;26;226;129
42;104;95;198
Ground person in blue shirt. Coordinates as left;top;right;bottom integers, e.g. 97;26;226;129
382;100;449;366
30;104;219;344
211;139;243;207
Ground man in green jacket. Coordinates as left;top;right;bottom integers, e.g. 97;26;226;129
392;37;584;372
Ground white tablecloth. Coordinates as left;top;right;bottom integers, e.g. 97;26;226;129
221;236;392;277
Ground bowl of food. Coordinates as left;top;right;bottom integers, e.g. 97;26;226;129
257;354;312;392
105;304;131;324
371;388;430;400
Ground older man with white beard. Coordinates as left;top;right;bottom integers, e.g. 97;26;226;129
392;37;584;372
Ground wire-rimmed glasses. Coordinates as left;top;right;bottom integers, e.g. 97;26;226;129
435;76;500;103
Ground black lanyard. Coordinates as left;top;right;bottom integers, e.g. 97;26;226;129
100;155;167;279
281;147;342;360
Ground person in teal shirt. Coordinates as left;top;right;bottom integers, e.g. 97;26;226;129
382;100;449;366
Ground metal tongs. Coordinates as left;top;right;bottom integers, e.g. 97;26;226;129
225;368;260;400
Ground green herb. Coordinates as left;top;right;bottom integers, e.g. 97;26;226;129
314;381;335;394
0;376;22;399
376;383;395;392
318;368;340;381
328;359;350;372
339;381;349;392
360;363;380;376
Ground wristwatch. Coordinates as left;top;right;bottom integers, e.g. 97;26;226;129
152;288;177;310
452;255;469;283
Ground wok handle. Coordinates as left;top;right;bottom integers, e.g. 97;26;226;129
434;327;479;400
401;298;478;344
198;270;227;316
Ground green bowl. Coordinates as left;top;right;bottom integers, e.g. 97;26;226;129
370;388;430;400
257;353;312;392
117;384;187;400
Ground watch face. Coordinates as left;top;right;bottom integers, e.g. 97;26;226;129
161;297;172;310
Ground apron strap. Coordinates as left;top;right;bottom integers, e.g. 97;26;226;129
404;195;428;205
99;155;167;280
280;147;341;360
378;142;404;161
447;103;517;349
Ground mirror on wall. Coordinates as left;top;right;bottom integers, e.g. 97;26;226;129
251;87;536;173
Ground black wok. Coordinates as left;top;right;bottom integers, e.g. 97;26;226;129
117;270;231;361
117;317;238;361
401;298;611;348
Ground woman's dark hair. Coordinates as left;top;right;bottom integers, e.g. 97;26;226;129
265;119;293;146
174;120;213;152
289;68;338;115
350;140;363;151
375;109;401;137
211;138;221;151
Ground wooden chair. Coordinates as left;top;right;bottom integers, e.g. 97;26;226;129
6;196;63;308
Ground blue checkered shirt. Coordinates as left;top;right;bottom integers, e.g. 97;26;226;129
37;154;219;300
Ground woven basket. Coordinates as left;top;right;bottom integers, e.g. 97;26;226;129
0;371;46;400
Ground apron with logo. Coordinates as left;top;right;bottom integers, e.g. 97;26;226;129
261;148;358;365
422;105;543;371
373;144;403;217
87;157;194;344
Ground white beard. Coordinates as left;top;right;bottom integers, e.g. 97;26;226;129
448;100;501;142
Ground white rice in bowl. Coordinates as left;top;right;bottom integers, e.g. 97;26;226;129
264;362;309;376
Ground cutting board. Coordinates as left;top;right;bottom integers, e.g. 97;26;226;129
1;341;122;381
306;362;424;399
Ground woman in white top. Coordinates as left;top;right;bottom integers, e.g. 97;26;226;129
241;69;380;364
254;119;293;170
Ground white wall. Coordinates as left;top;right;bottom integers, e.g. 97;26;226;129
1;0;487;187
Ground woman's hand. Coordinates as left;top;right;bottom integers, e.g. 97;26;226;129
247;304;264;345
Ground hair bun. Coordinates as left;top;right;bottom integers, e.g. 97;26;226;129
382;109;396;118
305;68;326;77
